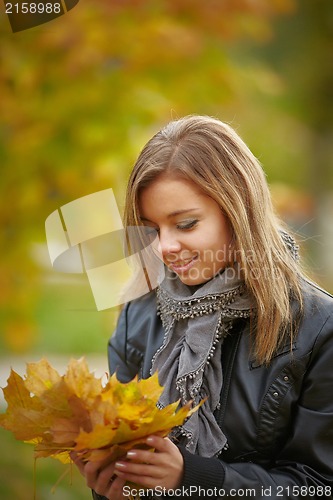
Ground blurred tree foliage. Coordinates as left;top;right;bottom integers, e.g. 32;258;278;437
252;0;333;237
0;0;332;353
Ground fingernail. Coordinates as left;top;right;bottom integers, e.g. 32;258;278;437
115;462;126;469
126;451;137;458
146;436;154;444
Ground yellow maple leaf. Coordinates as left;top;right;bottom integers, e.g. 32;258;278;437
2;369;37;411
64;357;103;405
25;358;62;395
0;358;202;466
0;369;51;441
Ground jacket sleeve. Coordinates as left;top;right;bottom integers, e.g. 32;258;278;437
91;491;107;500
107;302;144;382
178;313;333;500
107;291;163;382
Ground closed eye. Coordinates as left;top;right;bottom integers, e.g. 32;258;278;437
177;219;199;231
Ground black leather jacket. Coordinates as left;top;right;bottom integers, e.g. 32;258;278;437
94;279;333;500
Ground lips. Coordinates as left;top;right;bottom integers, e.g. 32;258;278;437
169;256;198;273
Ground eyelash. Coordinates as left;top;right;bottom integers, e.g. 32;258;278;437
177;219;199;231
143;219;199;234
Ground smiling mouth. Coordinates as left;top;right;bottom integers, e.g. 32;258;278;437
168;256;198;273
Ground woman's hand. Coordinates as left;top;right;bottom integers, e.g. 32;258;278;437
70;451;126;500
114;435;184;491
71;435;184;499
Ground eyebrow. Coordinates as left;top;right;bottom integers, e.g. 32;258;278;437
140;208;200;223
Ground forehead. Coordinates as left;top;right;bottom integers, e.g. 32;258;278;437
138;174;212;220
139;175;202;205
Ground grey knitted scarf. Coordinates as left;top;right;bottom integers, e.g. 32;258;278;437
150;263;253;458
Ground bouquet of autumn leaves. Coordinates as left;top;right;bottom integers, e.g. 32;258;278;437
0;358;199;464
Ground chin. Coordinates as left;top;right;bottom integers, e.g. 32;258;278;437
178;274;209;287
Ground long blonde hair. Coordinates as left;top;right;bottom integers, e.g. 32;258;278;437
124;115;304;364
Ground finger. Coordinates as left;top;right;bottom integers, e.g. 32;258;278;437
146;435;172;452
123;435;172;464
86;462;116;492
70;451;86;476
114;468;158;489
115;460;164;480
125;448;161;465
106;475;127;500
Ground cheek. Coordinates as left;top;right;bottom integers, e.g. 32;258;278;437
198;230;232;264
216;220;233;249
182;219;232;259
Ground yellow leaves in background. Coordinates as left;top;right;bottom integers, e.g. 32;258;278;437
3;318;38;353
0;357;199;464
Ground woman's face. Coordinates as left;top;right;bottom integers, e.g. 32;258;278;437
138;174;233;286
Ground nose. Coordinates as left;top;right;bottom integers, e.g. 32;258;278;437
157;229;182;259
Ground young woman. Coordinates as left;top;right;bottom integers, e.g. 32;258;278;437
72;116;333;499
